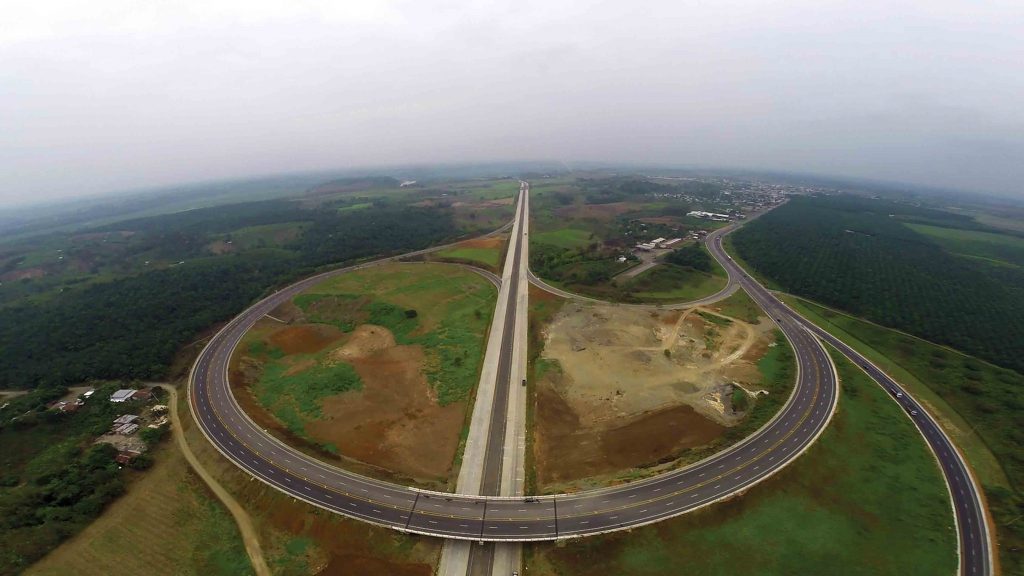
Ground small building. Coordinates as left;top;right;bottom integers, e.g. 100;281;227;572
660;238;683;248
115;423;139;435
110;389;138;403
650;237;666;245
82;389;95;400
131;389;153;402
113;414;140;426
617;256;627;263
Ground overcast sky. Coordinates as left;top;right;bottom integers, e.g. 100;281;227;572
2;0;1022;205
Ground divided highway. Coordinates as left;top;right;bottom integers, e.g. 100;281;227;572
188;184;990;576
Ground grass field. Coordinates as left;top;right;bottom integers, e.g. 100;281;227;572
784;295;1024;572
434;246;501;268
708;289;762;324
527;352;957;576
252;353;363;439
25;444;253;576
301;263;496;404
531;228;595;250
337;202;373;213
627;264;728;302
224;221;308;250
906;222;1024;267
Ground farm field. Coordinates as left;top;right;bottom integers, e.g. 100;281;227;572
24;443;252;576
217;221;309;252
905;222;1024;267
530;298;792;492
231;262;496;489
731;194;1024;374
526;353;957;576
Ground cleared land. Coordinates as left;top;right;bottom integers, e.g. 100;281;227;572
531;228;594;250
531;298;788;491
527;353;957;576
25;443;253;576
232;262;496;488
432;234;507;270
905;222;1024;267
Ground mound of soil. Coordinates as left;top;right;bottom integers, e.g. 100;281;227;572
328;324;396;361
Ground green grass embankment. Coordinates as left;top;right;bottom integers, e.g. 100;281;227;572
528;352;957;576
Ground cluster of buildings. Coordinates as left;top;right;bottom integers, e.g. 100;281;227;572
687;210;732;222
111;414;140;435
636;237;684;251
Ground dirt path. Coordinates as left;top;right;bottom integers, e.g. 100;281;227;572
160;384;271;576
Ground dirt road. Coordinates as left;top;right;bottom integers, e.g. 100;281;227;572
161;384;271;576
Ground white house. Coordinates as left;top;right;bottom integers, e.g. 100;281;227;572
109;389;138;403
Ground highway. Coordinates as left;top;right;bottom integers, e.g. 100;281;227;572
188;185;990;576
703;233;992;576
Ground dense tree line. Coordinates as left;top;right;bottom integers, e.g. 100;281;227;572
0;206;457;388
664;243;713;272
732;195;1024;373
530;242;622;287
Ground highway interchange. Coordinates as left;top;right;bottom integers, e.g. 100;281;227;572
189;184;991;575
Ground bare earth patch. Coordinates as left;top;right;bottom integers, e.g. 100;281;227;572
457;236;505;249
270;324;344;355
307;325;465;482
533;302;774;489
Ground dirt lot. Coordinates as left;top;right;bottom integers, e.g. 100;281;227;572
234;322;466;486
533;302;774;489
455;235;505;250
307;325;465;481
554;201;633;221
232;263;494;489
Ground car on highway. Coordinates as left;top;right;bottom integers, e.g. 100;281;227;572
890;389;904;398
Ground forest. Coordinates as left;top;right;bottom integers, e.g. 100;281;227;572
0;203;457;389
732;195;1024;374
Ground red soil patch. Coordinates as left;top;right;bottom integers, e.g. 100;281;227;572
555;201;633;221
457;236;504;249
269;324;344;355
637;216;683;225
533;383;724;487
1;267;45;281
205;240;235;255
529;283;560;302
305;327;465;484
243;474;437;575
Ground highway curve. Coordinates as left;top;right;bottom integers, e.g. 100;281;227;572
188;186;990;576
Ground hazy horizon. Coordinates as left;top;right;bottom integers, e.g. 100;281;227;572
3;1;1022;205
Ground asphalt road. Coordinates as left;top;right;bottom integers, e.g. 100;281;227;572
188;189;990;576
466;183;528;575
705;235;992;576
188;195;836;542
